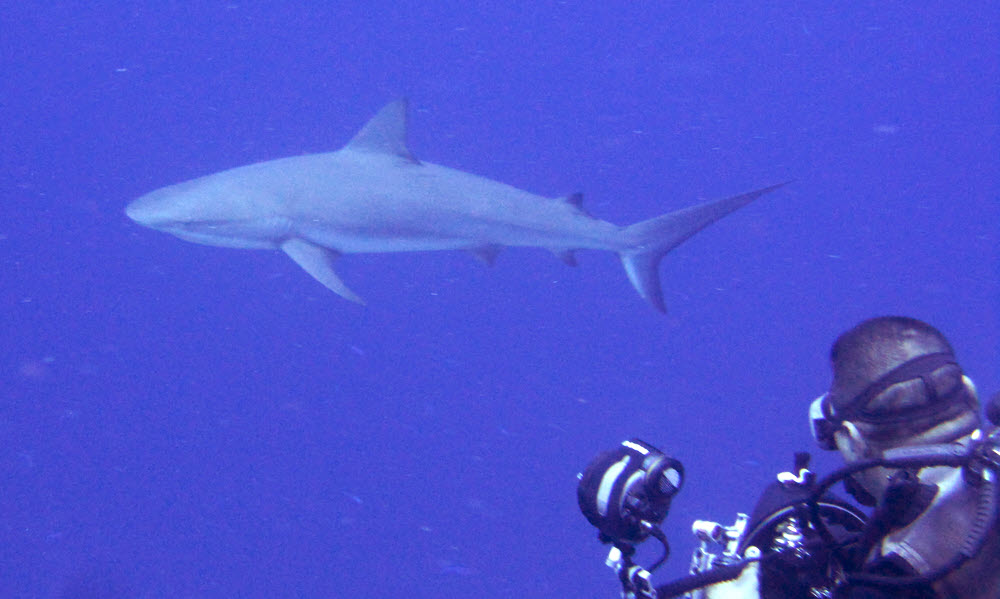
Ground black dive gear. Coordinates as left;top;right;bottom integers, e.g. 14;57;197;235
804;427;1000;592
579;428;1000;599
842;471;880;508
656;453;867;599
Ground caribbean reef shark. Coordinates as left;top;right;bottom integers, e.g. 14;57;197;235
126;100;782;311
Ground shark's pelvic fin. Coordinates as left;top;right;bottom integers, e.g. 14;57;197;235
281;238;365;304
344;98;419;164
620;183;788;312
471;245;502;266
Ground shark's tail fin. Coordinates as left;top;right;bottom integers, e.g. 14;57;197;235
620;183;787;312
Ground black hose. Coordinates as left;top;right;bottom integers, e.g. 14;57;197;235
654;559;757;599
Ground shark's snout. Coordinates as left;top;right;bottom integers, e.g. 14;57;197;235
124;198;147;224
125;188;179;229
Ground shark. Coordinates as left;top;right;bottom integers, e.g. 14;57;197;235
126;100;783;311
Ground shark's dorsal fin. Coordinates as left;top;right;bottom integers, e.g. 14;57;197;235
345;99;419;163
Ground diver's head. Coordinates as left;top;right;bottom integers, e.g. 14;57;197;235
810;317;981;502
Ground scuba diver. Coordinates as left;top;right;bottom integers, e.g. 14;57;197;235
805;316;1000;598
578;316;1000;598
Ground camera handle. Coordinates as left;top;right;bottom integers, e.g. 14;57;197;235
606;544;657;599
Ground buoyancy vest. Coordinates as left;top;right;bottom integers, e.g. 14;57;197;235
877;465;1000;599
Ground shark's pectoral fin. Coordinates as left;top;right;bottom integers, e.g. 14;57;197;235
280;238;365;305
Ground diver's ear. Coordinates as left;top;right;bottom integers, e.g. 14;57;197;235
834;421;869;461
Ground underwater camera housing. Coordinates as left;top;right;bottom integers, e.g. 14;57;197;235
578;439;684;546
578;446;871;599
577;440;684;598
580;427;1000;599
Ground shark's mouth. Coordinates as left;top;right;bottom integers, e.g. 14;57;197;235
169;219;237;231
162;219;287;250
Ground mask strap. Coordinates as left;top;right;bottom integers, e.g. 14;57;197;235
838;352;957;422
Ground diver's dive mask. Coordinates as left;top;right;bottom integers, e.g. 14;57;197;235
810;393;840;451
810;352;965;451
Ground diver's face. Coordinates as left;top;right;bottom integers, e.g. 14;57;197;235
834;426;888;504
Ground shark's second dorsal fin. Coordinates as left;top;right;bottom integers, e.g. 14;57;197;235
561;192;590;217
345;99;419;163
564;192;584;209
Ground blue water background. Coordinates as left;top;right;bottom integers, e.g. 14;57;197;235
2;3;997;597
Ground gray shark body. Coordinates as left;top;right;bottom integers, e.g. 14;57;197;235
126;100;782;311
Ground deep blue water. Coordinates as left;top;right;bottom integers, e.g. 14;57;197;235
2;3;997;598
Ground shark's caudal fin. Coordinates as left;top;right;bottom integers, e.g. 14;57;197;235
620;183;787;312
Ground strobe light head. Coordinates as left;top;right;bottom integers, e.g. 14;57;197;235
578;439;684;544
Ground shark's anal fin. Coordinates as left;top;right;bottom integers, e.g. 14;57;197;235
552;249;578;266
281;238;365;305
